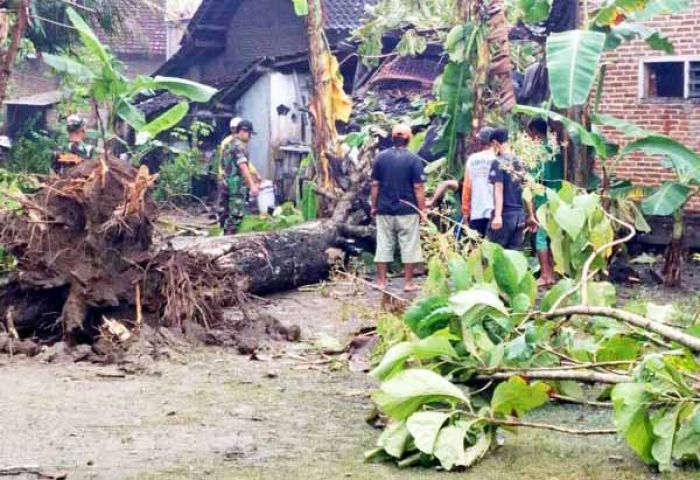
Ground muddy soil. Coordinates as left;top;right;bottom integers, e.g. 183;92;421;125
1;275;699;480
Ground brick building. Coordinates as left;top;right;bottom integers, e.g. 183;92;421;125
597;0;700;209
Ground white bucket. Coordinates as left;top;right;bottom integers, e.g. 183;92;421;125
257;180;276;214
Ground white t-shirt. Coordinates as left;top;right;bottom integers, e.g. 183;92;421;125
466;149;496;220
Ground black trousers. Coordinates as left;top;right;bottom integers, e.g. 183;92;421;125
468;218;490;237
487;211;525;250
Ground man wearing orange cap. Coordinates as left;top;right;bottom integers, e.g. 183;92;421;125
370;124;427;292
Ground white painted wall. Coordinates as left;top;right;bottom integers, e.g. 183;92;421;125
235;74;272;178
234;71;312;180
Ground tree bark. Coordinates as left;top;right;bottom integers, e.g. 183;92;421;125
663;209;684;287
306;0;334;191
483;0;517;113
0;0;30;108
167;220;344;294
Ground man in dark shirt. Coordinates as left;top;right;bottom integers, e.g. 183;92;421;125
371;124;427;292
487;128;538;250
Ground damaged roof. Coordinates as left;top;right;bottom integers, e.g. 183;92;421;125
367;56;445;91
324;0;374;32
158;0;374;76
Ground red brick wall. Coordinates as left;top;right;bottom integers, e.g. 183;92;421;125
597;0;700;210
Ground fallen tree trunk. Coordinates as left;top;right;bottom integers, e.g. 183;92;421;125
166;220;344;295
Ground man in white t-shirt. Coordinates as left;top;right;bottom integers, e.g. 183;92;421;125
461;127;496;236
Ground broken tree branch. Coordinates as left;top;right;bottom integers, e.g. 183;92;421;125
544;306;700;352
481;416;617;435
474;369;632;384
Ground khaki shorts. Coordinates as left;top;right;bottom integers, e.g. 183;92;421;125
375;214;424;264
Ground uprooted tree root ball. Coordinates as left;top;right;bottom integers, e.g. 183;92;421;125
0;156;295;357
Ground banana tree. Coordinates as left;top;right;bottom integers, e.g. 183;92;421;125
517;104;700;286
42;8;217;150
620;137;700;286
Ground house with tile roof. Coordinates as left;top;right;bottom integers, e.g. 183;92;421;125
152;0;376;183
4;1;168;138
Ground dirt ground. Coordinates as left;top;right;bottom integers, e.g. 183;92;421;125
2;273;700;480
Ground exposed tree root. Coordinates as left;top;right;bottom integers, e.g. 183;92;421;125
0;156;296;354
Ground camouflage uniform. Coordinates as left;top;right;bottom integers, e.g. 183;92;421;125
54;141;94;173
221;137;250;233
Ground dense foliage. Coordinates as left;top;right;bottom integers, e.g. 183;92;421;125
368;191;700;473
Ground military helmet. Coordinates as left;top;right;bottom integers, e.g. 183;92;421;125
66;114;86;133
236;120;255;134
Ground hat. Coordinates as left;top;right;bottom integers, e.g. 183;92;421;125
236;120;255;134
391;124;412;140
67;114;86;133
229;117;242;129
477;126;495;143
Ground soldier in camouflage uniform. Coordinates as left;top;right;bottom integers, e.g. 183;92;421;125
220;120;259;234
55;115;94;173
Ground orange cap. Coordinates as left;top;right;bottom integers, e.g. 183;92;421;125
391;124;413;140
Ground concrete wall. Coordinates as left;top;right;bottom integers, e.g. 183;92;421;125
235;74;272;178
234;71;312;179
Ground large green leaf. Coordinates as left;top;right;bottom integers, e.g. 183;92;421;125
403;295;448;336
300;180;318;221
291;0;309;15
651;406;682;471
620;135;700;182
491;376;550;417
433;423;469;470
540;278;575;312
596;336;640;362
373;369;469;420
115;98;146;130
593;113;652;138
137;102;189;144
492;246;520;298
42;53;95;80
449;288;508;317
546;30;606;108
66;7;111;67
673;409;700;461
630;0;692;20
447;253;471;291
413;334;458;360
459;430;492;467
641;182;692;216
371;342;413;380
406;411;450;454
439;61;474;175
152;76;218;103
377;420;410;458
604;24;674;54
553;204;586;239
611;383;655;463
